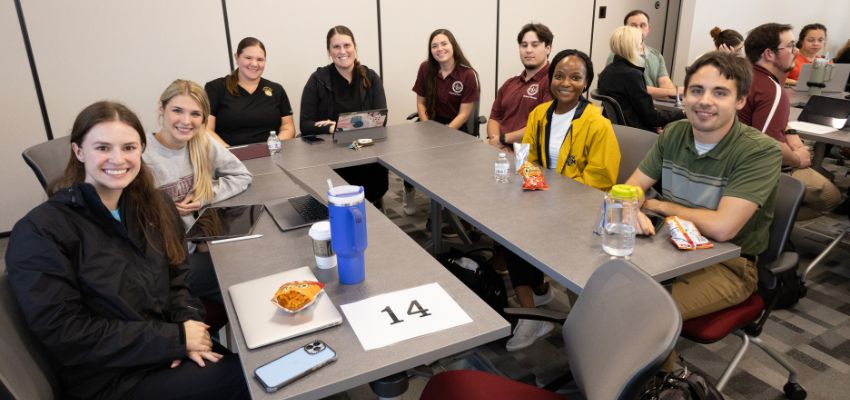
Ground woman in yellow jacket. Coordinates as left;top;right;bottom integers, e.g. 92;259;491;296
523;49;620;191
505;49;621;352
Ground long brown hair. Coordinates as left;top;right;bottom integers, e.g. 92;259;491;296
423;29;478;118
158;79;214;204
326;25;371;89
226;37;266;96
50;101;187;265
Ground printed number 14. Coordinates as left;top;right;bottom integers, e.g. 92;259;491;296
381;300;432;325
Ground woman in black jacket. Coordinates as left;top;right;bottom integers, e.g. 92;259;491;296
5;101;248;400
300;25;389;206
597;26;684;132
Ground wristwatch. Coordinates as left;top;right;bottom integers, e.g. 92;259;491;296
499;132;507;146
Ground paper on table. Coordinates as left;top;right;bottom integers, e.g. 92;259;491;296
788;121;838;135
340;282;472;350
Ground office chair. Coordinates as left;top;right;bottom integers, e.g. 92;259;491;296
0;272;60;400
405;100;487;137
421;259;682;400
21;135;71;192
611;124;658;184
680;174;807;399
590;89;626;125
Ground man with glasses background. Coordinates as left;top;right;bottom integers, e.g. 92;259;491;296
738;23;840;218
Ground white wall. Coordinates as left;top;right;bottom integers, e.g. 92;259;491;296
0;1;48;230
673;0;850;86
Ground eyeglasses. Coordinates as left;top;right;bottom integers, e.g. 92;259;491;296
774;41;797;52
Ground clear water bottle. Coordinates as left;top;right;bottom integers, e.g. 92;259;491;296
267;130;281;154
494;152;510;183
601;184;639;257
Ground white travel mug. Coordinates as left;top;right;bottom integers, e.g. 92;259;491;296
308;221;337;269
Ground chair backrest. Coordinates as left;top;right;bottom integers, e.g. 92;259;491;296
21;135;71;192
590;89;626;125
465;100;482;137
562;259;681;400
612;124;658;184
759;174;805;268
0;273;59;400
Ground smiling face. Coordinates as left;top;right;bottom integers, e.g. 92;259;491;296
235;45;266;82
430;34;454;64
329;33;357;71
159;94;204;149
683;64;746;141
550;55;587;112
801;29;826;57
519;31;550;71
72;120;142;203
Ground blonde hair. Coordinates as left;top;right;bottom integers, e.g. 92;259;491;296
610;26;643;66
158;79;214;204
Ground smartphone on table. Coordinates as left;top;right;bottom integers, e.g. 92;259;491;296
301;135;325;144
255;340;337;393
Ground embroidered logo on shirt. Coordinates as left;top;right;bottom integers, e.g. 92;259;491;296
451;81;464;95
263;86;273;96
526;84;539;97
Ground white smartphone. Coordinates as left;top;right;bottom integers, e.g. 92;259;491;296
254;340;337;393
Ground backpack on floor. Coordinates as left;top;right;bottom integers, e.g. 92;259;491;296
641;367;725;400
437;247;508;316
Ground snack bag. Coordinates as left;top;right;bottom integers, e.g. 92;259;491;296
666;216;714;250
271;280;325;313
517;161;549;191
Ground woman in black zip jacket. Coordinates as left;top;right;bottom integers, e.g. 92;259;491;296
300;25;389;207
5;101;248;400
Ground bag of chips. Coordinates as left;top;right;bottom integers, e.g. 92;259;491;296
666;216;713;250
271;280;325;313
517;161;549;191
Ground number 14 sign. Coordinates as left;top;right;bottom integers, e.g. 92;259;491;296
340;282;473;350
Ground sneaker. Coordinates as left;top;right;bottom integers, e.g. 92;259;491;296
402;186;417;216
532;287;555;307
505;319;554;352
441;225;459;238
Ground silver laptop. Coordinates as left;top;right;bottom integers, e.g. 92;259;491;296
229;266;343;349
794;63;850;93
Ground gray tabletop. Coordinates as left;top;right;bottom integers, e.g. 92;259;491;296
788;88;849;108
241;155;285;176
379;140;740;294
211;170;510;400
790;107;850;147
273;121;479;171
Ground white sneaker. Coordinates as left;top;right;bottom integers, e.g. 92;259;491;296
402;186;416;216
505;319;554;352
532;287;555;307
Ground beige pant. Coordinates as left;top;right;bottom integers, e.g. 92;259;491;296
671;257;758;321
791;168;841;218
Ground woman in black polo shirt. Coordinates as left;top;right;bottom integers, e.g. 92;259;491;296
205;37;295;146
300;25;389;208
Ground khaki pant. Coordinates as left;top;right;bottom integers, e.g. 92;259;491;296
671;257;758;321
791;168;841;219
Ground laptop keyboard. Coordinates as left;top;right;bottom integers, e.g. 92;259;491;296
289;196;329;222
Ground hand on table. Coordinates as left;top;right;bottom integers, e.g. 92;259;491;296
315;120;336;134
175;193;201;216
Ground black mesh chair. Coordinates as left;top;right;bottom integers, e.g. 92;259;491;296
590;89;626;125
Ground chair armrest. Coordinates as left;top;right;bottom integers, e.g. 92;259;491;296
503;307;567;324
766;251;799;275
476;116;487;125
406;112;419;121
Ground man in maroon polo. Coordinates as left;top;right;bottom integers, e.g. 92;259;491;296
487;23;553;149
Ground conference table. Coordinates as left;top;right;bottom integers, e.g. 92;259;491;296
210;121;740;399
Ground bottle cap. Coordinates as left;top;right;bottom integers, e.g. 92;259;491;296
498;152;506;157
610;184;638;199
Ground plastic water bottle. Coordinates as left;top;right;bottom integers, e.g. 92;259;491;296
494;152;510;183
602;185;639;257
267;130;281;154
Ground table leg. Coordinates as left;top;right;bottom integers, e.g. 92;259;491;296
430;201;443;255
811;142;834;180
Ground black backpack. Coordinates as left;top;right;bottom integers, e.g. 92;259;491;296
437;247;508;316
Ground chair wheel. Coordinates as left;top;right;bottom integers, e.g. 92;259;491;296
783;382;806;400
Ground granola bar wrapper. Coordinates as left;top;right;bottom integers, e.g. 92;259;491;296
271;280;325;313
666;216;714;250
517;161;549;191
